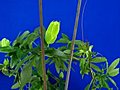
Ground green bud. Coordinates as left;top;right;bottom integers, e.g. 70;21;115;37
0;38;10;47
89;45;93;52
3;59;9;66
45;21;60;45
59;72;64;78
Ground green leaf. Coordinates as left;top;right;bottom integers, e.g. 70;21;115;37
39;87;42;90
15;55;34;73
20;32;39;48
108;77;118;89
46;48;66;58
30;76;42;90
10;54;18;69
3;59;9;66
19;31;30;40
80;58;86;70
107;58;120;73
62;33;69;39
0;64;3;70
57;33;70;44
80;58;86;76
13;31;30;46
0;46;13;53
89;45;93;52
20;62;32;89
91;57;107;63
63;49;70;54
45;21;60;44
55;58;61;73
75;40;84;46
13;31;30;45
2;68;9;76
57;38;69;44
11;82;20;89
101;78;110;89
90;63;101;72
108;68;119;77
34;56;42;76
85;84;90;90
55;63;60;73
58;46;67;51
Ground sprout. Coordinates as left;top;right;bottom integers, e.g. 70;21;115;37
0;38;10;47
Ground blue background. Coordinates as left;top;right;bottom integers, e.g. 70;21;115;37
0;0;120;90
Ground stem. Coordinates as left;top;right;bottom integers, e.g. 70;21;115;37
64;0;82;90
39;0;47;90
81;0;88;41
88;51;95;89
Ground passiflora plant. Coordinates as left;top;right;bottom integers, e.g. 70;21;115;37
0;0;120;90
0;21;119;90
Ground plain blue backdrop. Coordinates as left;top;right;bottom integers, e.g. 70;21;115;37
0;0;120;90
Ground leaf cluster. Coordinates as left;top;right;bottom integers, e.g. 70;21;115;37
0;24;119;90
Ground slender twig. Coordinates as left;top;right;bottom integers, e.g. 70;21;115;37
81;0;88;41
39;0;47;90
64;0;82;90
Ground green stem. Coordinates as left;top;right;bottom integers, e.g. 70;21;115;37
88;51;95;89
39;0;47;90
64;0;82;90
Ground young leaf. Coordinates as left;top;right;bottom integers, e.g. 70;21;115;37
80;58;86;76
55;63;60;73
89;45;93;52
14;55;34;73
57;38;69;44
57;33;70;44
80;58;86;70
20;32;39;48
19;31;30;40
11;82;20;89
91;57;107;63
2;68;9;76
63;50;70;54
75;40;84;47
45;48;66;58
108;68;119;77
0;38;10;47
3;59;9;66
101;78;110;89
54;49;66;58
85;84;90;90
90;63;101;72
62;33;69;39
20;62;32;89
10;55;18;69
59;72;64;78
12;31;30;46
45;21;60;44
108;77;118;89
0;64;3;70
0;46;13;53
107;58;120;73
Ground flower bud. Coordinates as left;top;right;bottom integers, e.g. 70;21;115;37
0;38;10;47
45;21;60;45
59;72;64;78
